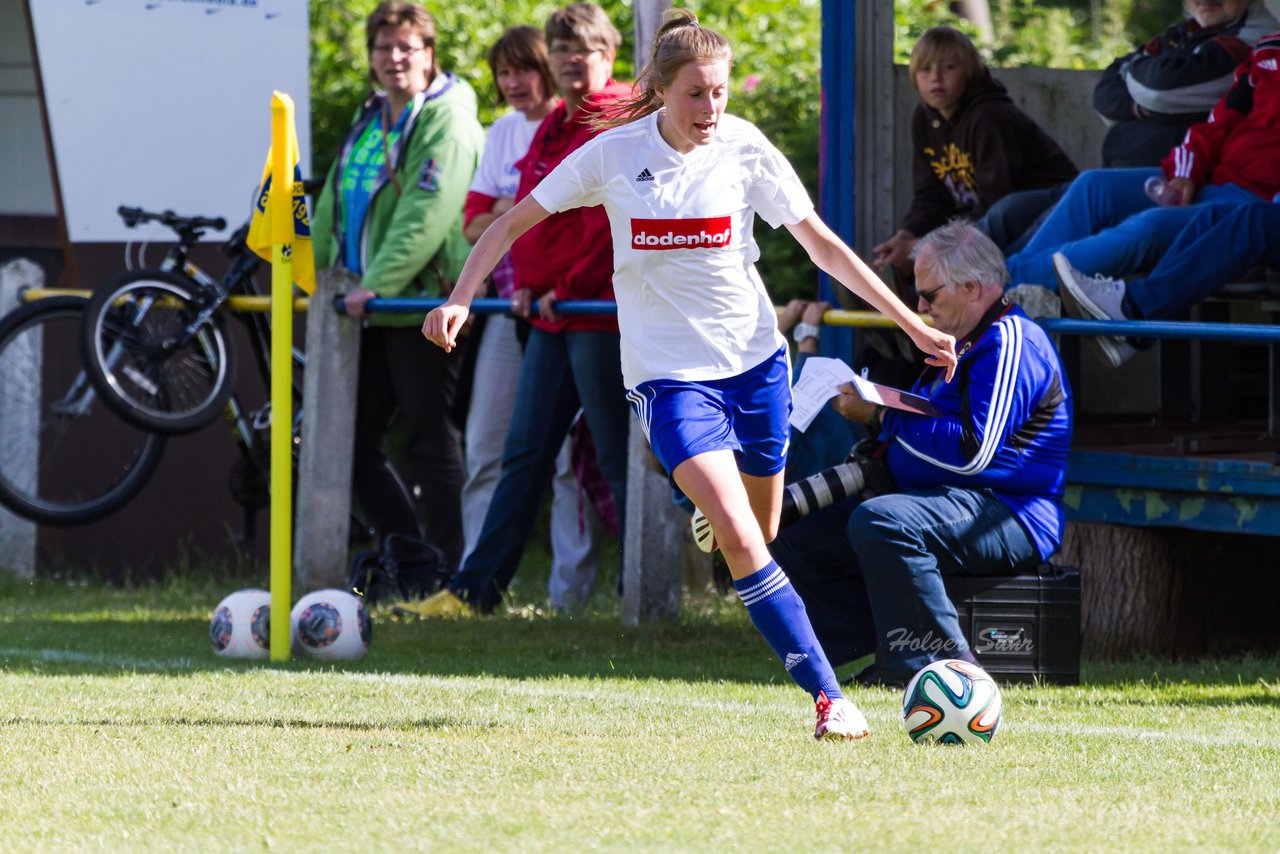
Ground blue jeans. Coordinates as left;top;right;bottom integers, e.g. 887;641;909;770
1006;168;1263;287
976;183;1068;254
770;485;1040;683
449;328;630;612
1124;202;1280;319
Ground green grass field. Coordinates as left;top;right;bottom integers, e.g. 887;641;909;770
2;573;1278;851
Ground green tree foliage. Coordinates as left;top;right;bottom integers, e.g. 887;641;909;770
895;0;1184;69
311;1;1178;304
311;0;821;302
310;1;633;178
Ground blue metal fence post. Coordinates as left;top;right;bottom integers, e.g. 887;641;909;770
819;0;856;361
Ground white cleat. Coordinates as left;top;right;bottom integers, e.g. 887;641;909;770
691;507;718;553
814;691;870;741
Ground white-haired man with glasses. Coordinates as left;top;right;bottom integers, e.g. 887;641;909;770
772;221;1074;687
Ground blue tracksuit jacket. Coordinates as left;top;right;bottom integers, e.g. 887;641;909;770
879;302;1073;560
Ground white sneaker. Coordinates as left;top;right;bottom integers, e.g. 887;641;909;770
814;691;870;741
1004;284;1061;319
1053;252;1126;320
1052;252;1137;368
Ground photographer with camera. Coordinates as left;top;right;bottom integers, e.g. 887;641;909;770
771;221;1073;687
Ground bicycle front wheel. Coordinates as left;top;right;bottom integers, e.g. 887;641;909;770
0;296;166;525
82;269;235;434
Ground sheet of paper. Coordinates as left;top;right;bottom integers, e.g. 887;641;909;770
789;357;857;432
790;357;941;432
849;373;884;406
854;373;942;417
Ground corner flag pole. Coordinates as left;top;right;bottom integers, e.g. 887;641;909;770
268;91;295;662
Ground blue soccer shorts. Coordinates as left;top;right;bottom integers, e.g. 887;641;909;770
626;346;792;480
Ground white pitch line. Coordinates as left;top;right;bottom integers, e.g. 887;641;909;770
1005;721;1280;750
282;668;817;716
0;646;198;671
2;646;1277;749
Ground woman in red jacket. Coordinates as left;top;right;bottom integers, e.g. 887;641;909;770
395;2;631;618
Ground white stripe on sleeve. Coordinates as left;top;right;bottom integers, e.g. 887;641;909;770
893;317;1023;476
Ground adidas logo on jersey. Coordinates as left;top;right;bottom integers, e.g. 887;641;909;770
636;168;655;182
784;652;809;671
1260;58;1278;71
630;216;732;250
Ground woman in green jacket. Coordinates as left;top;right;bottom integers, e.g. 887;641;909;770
311;1;484;569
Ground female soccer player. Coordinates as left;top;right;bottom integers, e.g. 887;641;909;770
424;9;957;740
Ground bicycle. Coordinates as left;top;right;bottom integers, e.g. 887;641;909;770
80;206;238;435
1;206;420;544
0;294;166;525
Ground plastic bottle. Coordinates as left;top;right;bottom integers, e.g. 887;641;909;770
1144;175;1181;207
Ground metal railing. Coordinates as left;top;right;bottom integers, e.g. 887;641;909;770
23;288;1280;343
334;297;1280;344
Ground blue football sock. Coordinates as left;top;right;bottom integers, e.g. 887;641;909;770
734;560;843;701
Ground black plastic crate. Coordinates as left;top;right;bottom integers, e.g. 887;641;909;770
944;563;1081;685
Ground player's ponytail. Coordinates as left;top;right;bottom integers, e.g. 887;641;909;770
592;8;732;131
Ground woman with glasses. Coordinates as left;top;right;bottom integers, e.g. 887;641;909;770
311;1;483;569
456;25;607;612
394;2;632;619
422;9;958;740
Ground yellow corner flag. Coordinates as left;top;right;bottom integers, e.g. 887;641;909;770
256;91;304;663
248;93;315;295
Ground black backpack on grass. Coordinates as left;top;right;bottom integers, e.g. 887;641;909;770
347;534;451;605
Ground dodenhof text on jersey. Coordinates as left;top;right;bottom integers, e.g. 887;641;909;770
630;216;732;250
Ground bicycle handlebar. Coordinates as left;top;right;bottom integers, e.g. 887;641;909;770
117;205;227;233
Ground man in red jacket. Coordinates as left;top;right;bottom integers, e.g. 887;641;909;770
397;2;631;617
1006;30;1280;341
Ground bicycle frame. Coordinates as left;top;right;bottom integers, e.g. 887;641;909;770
94;205;407;545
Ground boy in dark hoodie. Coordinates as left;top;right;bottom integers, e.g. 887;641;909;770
873;26;1077;279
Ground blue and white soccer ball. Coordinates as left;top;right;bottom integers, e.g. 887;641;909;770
902;659;1003;745
210;588;272;659
290;588;371;661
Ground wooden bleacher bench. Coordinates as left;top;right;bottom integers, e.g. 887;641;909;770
1210;265;1280;303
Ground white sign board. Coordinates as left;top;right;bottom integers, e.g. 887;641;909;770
28;0;310;242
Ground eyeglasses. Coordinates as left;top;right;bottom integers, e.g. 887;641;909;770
372;44;426;59
916;283;948;305
549;44;599;59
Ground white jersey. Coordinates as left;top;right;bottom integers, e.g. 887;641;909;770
531;111;813;388
470;110;543;199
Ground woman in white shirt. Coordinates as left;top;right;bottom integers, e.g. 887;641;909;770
424;9;957;741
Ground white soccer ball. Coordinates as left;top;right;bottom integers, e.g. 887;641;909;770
902;659;1003;745
210;588;272;659
290;588;371;661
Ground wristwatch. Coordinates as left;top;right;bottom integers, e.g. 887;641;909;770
792;322;821;345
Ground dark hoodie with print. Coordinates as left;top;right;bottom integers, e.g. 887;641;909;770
901;70;1078;238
